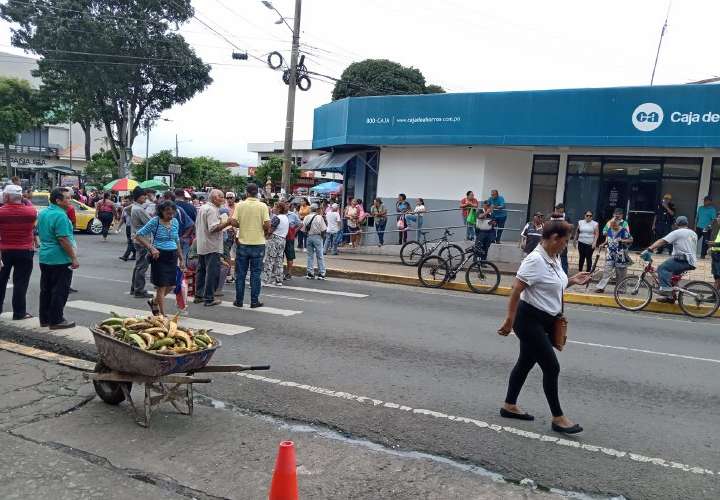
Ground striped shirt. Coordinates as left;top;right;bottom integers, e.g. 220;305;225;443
0;203;37;250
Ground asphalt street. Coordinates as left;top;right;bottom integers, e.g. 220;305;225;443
1;234;718;499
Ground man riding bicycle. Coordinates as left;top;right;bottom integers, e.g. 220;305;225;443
643;215;698;303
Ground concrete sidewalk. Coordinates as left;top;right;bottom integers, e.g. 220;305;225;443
0;344;564;499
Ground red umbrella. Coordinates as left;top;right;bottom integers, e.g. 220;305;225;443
103;178;139;191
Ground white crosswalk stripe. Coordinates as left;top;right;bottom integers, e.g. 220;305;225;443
218;301;302;316
267;283;368;298
66;300;254;335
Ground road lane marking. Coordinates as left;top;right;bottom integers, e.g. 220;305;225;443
0;313;93;343
273;284;368;298
75;274;131;284
568;340;720;364
237;372;718;477
263;293;320;303
218;301;302;317
66;300;254;335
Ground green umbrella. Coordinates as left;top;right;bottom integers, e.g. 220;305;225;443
139;179;169;190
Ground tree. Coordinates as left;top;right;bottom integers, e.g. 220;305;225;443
84;150;117;186
176;156;246;193
331;59;446;101
252;156;299;190
0;77;43;176
130;149;185;182
1;0;213;172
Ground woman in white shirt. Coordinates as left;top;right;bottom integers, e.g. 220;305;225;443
498;221;591;434
573;211;599;272
261;202;290;286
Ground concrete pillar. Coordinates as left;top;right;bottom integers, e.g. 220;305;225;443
555;152;568;204
698;154;712;204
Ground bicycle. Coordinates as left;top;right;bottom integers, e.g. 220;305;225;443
400;229;464;268
417;246;500;294
614;254;719;318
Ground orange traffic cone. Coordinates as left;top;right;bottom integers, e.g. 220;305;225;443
268;441;298;500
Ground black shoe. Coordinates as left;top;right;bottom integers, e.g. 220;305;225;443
133;291;153;299
69;287;78;293
250;302;264;309
118;256;128;261
552;422;583;434
128;256;136;261
49;320;76;330
204;299;222;307
500;408;535;421
656;296;676;304
233;301;243;308
40;322;49;327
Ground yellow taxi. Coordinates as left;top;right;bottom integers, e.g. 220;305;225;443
31;191;103;234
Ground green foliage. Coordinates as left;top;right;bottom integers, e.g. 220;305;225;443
252;156;299;188
1;0;212;166
0;77;45;174
177;156;246;192
331;59;446;100
130;150;182;182
84;150;117;186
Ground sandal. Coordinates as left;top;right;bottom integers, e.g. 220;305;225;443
12;313;33;320
147;298;160;316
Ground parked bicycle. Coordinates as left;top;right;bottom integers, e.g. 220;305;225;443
417;246;500;294
400;229;464;268
614;253;719;318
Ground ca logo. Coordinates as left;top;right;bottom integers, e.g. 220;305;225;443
632;103;664;132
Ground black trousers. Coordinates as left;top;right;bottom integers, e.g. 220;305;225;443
196;252;220;303
39;263;73;326
0;249;34;319
98;211;113;238
577;242;594;272
122;226;136;259
696;228;710;258
505;301;563;417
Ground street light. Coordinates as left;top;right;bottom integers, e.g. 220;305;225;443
261;0;293;33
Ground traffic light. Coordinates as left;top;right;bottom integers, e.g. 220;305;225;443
232;52;248;60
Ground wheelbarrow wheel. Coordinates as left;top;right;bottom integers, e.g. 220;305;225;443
93;362;131;405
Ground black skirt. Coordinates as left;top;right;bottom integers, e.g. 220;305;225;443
150;249;178;287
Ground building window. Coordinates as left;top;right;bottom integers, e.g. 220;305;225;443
527;155;559;221
711;159;720;202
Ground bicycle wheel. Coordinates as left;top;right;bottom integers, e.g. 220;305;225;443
614;276;652;311
465;260;500;294
438;244;465;269
678;281;720;318
418;255;450;288
400;241;425;266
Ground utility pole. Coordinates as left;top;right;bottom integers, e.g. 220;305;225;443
281;0;302;195
175;133;179;159
145;120;150;181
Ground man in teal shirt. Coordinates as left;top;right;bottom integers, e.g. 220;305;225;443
37;188;79;329
696;196;717;259
488;189;507;243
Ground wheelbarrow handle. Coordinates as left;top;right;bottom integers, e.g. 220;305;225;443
191;364;270;373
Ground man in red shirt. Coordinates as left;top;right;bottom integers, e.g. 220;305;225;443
0;184;38;319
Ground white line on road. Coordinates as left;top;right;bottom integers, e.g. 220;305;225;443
237;372;718;477
218;301;302;317
568;340;720;364
273;284;368;298
66;300;254;335
263;293;320;303
75;274;130;284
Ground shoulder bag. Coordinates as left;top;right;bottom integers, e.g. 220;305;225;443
549;264;568;351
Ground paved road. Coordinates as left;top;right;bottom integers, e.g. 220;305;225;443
2;234;718;499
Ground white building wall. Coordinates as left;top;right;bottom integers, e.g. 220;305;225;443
480;148;533;203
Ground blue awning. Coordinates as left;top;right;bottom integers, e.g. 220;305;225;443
302;151;360;173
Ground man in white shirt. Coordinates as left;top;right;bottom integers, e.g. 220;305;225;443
303;203;328;279
324;203;341;256
645;215;697;302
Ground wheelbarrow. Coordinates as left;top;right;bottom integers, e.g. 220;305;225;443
85;328;269;427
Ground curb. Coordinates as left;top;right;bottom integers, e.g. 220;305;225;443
293;265;720;318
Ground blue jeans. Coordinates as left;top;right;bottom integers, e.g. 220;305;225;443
465;219;475;240
235;244;265;305
657;257;693;291
494;217;507;243
306;235;326;276
324;232;340;255
375;220;387;245
405;214;423;241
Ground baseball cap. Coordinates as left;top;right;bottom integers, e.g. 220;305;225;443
3;184;22;196
225;191;236;198
675;215;689;226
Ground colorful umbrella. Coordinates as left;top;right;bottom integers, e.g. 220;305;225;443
139;179;169;190
103;178;138;191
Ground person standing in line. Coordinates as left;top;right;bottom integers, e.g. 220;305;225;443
129;187;153;299
645;215;697;303
498;221;591;434
488;189;507;243
594;218;633;293
460;191;479;241
232;183;271;309
304;203;328;280
262;201;290;286
520;212;544;255
573;211;599;272
405;198;426;241
324;203;341;255
396;193;411;245
344;198;361;247
284;204;300;280
37;188;79;330
297;198;311;251
474;200;495;260
118;197;136;261
96;192;115;241
653;193;675;255
194;189;237;306
370;198;387;247
0;185;37;320
695;196;717;259
135;200;185;316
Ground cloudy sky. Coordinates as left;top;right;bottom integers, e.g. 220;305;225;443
1;0;718;163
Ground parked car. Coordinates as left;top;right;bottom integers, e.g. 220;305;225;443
32;191;103;235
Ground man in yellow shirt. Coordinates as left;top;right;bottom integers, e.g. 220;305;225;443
233;183;270;308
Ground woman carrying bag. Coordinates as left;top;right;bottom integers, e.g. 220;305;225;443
498;221;591;434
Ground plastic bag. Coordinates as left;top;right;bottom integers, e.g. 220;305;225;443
466;208;477;225
175;267;188;311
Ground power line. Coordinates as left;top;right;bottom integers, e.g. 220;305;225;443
0;55;267;70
